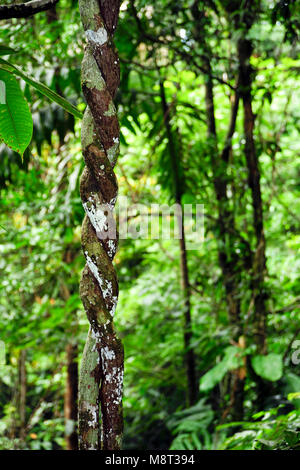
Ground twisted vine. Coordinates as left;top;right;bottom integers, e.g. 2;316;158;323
78;0;123;450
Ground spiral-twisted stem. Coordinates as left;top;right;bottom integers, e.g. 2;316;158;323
78;0;123;450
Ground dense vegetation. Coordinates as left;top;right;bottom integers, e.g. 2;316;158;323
0;0;300;450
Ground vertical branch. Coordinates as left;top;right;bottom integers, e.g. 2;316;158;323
64;342;78;450
60;271;78;450
191;1;242;330
18;349;27;442
78;0;123;450
237;36;267;355
203;62;245;422
191;1;245;420
159;80;197;407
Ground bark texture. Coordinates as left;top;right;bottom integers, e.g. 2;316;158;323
78;0;123;450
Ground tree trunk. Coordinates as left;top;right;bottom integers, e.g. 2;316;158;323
18;349;26;442
159;80;198;407
59;279;79;450
201;50;245;420
64;343;78;450
237;37;267;355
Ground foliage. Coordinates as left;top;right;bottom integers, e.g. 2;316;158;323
0;69;32;157
251;353;283;382
219;406;300;450
200;346;243;392
0;0;299;451
168;399;215;450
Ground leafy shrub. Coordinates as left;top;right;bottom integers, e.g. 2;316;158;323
168;399;215;450
219;401;300;450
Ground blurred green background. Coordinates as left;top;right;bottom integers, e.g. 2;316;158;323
0;0;300;450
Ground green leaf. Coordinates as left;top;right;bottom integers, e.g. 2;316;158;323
0;58;82;119
0;69;33;157
181;194;195;204
251;353;283;381
284;373;300;409
122;115;137;134
200;346;241;391
288;392;300;401
0;45;19;56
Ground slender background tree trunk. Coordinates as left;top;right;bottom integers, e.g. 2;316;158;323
238;37;268;355
159;79;197;407
64;342;78;450
18;349;26;442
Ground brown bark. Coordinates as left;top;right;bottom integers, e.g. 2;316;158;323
203;61;245;421
191;1;243;331
60;279;79;450
64;343;78;450
159;80;197;407
237;38;267;355
18;349;26;442
178;219;198;407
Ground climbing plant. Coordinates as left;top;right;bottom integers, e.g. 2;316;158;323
78;0;123;450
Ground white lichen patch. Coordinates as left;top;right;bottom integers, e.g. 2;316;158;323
90;330;101;354
105;366;123;405
101;353;123;405
110;296;118;316
83;193;108;233
91;328;102;340
102;279;113;302
85;251;115;313
107;239;116;258
101;346;116;363
83;402;98;428
86;27;108;46
85;251;103;290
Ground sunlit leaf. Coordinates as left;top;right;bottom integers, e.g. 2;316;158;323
251;353;283;382
0;58;82;119
0;69;32;157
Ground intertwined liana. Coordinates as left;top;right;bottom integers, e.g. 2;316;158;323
78;0;123;450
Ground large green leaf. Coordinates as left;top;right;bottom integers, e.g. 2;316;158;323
251;353;283;382
200;346;241;391
0;45;18;56
0;58;82;119
0;69;33;157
